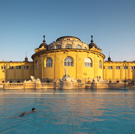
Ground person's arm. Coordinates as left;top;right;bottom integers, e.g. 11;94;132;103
19;112;25;117
34;110;41;114
24;111;32;115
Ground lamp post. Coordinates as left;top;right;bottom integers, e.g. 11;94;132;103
4;64;7;83
83;73;87;84
123;61;129;89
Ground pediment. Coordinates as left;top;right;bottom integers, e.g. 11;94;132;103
90;46;102;53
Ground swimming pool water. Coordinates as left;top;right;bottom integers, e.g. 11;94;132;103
0;89;135;134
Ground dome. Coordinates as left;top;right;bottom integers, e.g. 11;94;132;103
39;42;47;48
39;35;48;49
56;36;81;41
89;42;98;49
89;35;98;49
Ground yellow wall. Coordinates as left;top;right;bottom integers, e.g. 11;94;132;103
104;62;135;81
0;62;33;82
33;49;104;80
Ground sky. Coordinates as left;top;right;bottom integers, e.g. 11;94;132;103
0;0;135;62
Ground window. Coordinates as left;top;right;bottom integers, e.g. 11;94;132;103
17;80;20;83
76;45;81;49
9;66;14;69
108;66;112;69
131;66;135;69
123;66;128;69
16;66;21;69
115;66;120;69
56;45;61;49
36;60;38;69
85;58;92;67
50;47;53;50
84;47;87;50
32;66;33;69
65;44;72;49
1;66;3;69
46;58;53;67
99;60;102;69
64;57;73;66
24;66;29;69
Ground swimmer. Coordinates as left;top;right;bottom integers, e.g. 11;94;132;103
19;108;40;117
8;108;40;119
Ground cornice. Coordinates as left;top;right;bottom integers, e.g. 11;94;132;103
31;49;105;59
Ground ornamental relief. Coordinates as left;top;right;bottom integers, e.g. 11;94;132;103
77;56;82;62
56;56;59;62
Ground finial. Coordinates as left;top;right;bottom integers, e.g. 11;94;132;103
43;35;46;43
108;52;111;62
91;35;93;43
25;52;28;62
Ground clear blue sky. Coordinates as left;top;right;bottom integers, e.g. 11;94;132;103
0;0;135;62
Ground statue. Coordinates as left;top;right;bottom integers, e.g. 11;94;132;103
24;76;41;83
64;67;67;77
60;68;77;83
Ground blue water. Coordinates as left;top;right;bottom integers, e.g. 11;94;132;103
0;89;135;134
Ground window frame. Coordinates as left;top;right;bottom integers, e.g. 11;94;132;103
46;58;53;67
84;58;92;67
65;44;72;49
64;57;73;67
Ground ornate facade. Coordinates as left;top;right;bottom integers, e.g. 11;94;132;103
0;35;135;83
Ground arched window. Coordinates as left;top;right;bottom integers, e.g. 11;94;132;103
36;60;38;69
56;45;61;49
65;44;72;49
76;45;81;49
46;58;53;67
99;60;102;69
50;47;53;50
64;57;73;66
84;47;87;50
85;58;92;67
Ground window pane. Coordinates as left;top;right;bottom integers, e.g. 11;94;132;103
76;45;81;49
64;57;73;66
46;58;53;67
66;44;72;49
85;58;92;67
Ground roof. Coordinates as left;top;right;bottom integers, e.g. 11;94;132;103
56;36;81;41
89;42;98;49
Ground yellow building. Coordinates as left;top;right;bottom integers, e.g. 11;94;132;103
0;57;33;83
0;35;135;83
104;57;135;82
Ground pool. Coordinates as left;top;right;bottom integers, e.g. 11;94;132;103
0;89;135;134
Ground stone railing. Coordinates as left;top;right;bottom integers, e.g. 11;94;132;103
1;82;134;90
1;82;55;90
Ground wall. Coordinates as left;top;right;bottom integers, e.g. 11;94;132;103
33;49;104;80
104;61;135;81
0;61;33;82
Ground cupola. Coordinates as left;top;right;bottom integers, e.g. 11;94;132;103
39;35;48;49
89;35;98;49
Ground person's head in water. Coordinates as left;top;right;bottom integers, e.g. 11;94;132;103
32;108;35;112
